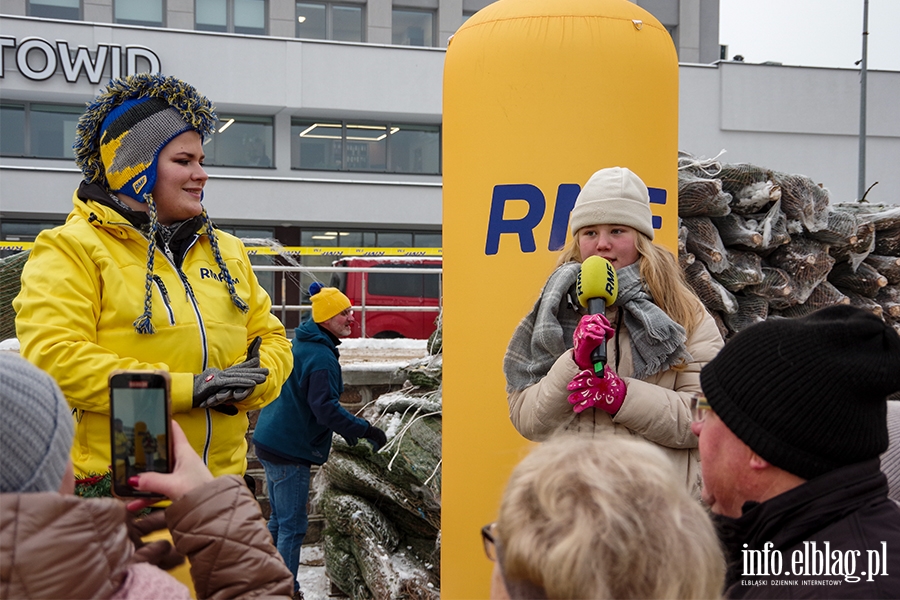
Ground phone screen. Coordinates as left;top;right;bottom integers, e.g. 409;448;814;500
109;371;172;497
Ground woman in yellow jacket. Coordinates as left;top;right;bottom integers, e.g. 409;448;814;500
14;74;293;479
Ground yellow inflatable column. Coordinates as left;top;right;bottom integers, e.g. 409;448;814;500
442;0;679;597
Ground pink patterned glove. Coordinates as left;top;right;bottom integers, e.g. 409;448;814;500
572;314;616;371
566;367;627;415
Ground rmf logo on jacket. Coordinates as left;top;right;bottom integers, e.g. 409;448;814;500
199;267;239;284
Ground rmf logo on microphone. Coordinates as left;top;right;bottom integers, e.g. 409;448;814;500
603;260;616;296
484;183;667;256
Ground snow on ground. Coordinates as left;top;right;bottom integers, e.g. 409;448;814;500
338;338;429;368
339;338;428;351
0;338;20;351
297;544;341;599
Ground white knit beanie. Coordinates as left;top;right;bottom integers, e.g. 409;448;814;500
0;353;74;493
568;167;654;240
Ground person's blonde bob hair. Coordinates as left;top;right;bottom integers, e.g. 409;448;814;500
496;434;725;599
556;228;704;337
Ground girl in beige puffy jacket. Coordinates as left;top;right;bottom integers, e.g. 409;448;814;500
503;167;724;497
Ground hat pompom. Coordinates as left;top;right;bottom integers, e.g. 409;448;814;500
309;282;325;297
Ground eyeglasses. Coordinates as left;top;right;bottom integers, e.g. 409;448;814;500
481;522;498;562
691;394;711;423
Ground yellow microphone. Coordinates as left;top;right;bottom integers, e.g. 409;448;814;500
575;256;619;373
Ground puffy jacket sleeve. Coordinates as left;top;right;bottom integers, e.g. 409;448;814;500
166;475;293;599
612;310;724;449
507;350;581;441
226;242;293;412
14;225;147;415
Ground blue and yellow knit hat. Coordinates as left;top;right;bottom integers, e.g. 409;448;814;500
74;73;217;194
99;96;194;202
74;74;248;334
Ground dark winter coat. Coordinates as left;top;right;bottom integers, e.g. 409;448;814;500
716;459;900;599
253;318;369;465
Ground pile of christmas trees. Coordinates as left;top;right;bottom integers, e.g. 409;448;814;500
677;153;900;339
315;345;442;599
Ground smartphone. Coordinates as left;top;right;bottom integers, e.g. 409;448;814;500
109;370;173;498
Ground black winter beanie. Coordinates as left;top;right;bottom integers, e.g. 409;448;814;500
700;305;900;480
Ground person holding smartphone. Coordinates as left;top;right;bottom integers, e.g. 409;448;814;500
13;73;293;480
0;352;294;599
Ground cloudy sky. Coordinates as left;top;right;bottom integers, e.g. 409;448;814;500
719;0;900;71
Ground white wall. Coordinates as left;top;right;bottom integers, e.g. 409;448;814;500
679;62;900;205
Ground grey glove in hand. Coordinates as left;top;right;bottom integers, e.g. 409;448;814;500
210;386;254;405
193;367;268;407
193;337;268;409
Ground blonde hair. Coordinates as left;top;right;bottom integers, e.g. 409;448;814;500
555;229;704;337
497;434;725;599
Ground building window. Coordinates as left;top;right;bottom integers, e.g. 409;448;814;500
115;0;164;26
292;119;440;174
392;9;433;47
302;230;368;247
296;2;363;42
389;124;440;174
204;115;274;167
414;232;442;248
32;105;82;159
300;228;442;250
0;221;62;243
196;0;267;35
27;0;81;20
292;119;342;171
0;103;81;159
298;229;439;248
0;104;26;157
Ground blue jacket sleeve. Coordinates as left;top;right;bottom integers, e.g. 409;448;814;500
306;369;370;444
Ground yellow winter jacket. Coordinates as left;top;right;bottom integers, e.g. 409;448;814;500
14;191;293;477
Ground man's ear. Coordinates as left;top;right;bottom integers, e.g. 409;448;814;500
749;451;770;471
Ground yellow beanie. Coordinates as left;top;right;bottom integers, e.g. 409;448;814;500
310;283;351;323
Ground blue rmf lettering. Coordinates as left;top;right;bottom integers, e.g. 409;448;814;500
199;268;211;278
484;183;667;255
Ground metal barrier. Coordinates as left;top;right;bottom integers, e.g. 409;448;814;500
252;264;442;338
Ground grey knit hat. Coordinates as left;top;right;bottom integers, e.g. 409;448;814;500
0;353;74;493
569;167;655;240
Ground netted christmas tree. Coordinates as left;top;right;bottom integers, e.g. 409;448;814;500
314;318;442;599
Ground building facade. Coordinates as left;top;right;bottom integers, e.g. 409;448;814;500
1;0;897;254
0;0;723;247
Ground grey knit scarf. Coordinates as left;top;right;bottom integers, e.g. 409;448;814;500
504;261;690;392
613;262;691;379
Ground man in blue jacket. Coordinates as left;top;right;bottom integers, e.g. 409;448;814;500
253;283;387;599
